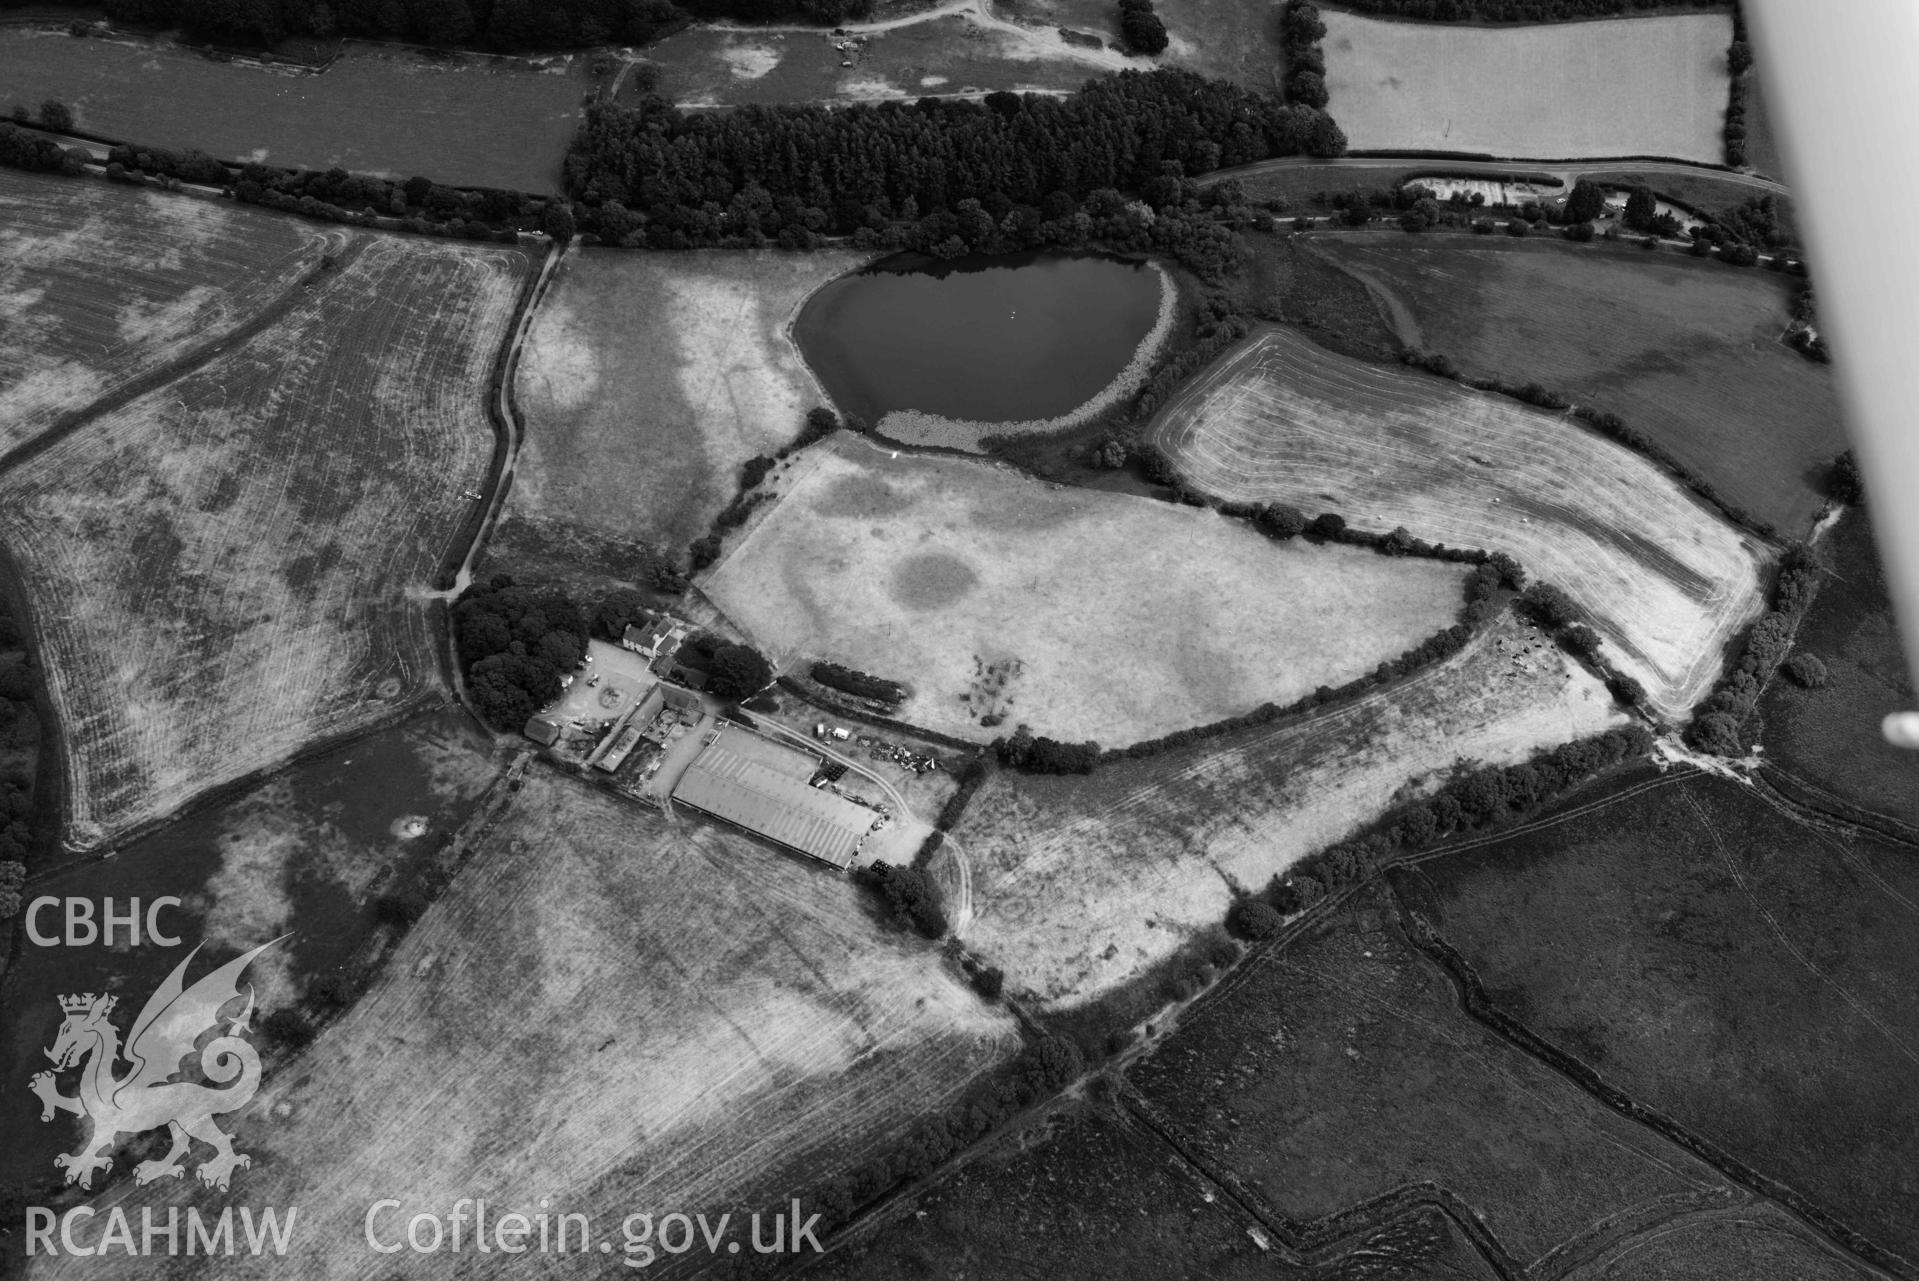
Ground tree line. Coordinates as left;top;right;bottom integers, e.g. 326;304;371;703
1686;542;1821;755
562;70;1346;250
1259;723;1655;915
1724;7;1752;167
62;0;868;54
810;662;907;705
1397;346;1782;539
1280;1;1330;109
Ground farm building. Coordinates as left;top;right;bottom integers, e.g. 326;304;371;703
622;616;688;664
596;723;644;773
671;725;875;870
523;716;561;746
661;683;702;714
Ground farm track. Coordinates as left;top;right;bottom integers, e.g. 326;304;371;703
1206;155;1791;199
0;238;364;480
1152;324;1769;719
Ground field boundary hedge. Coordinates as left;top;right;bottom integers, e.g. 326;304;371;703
810;660;908;705
1396;347;1782;539
980;483;1532;775
0;121;565;245
1387;866;1916;1280
1685;535;1823;754
1118;1085;1521;1269
772;676;984;753
1097;538;1513;765
1722;6;1750;167
1759;766;1919;849
433;239;557;594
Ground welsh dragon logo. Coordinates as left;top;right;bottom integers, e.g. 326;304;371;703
31;937;284;1192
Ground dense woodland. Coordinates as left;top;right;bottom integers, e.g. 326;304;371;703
563;71;1346;251
21;0;867;51
1334;0;1722;19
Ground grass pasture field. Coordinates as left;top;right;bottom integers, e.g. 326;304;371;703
952;610;1621;1006
703;439;1471;748
0;707;502;1192
646;15;1118;107
497;246;865;573
1153;325;1771;720
0;168;335;457
1759;511;1918;830
32;767;1021;1281
812;1104;1294;1281
994;0;1290;90
1311;235;1843;534
1420;768;1919;1265
0;28;585;192
1319;10;1733;162
1131;882;1744;1271
0;233;530;851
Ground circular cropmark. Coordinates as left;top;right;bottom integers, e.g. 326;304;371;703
375;676;404;700
890;551;979;611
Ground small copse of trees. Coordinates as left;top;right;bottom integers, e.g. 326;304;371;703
454;577;588;730
995;726;1100;775
1117;0;1169;54
858;860;947;938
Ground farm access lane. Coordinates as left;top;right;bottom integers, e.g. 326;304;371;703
1203;155;1791;199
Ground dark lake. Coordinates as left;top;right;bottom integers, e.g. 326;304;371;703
795;252;1166;426
0;707;498;1192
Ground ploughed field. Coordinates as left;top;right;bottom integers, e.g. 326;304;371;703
1420;768;1919;1267
703;439;1471;748
1154;326;1770;721
499;246;865;570
0;168;334;457
1312;236;1845;535
33;768;1020;1281
953;610;1620;1006
0;28;585;193
1319;10;1733;164
0;233;529;851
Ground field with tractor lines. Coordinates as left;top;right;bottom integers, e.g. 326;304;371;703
705;440;1471;748
0;167;337;456
954;611;1622;1007
1320;10;1732;162
33;768;1021;1281
0;235;529;851
1312;235;1846;534
1154;326;1769;721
